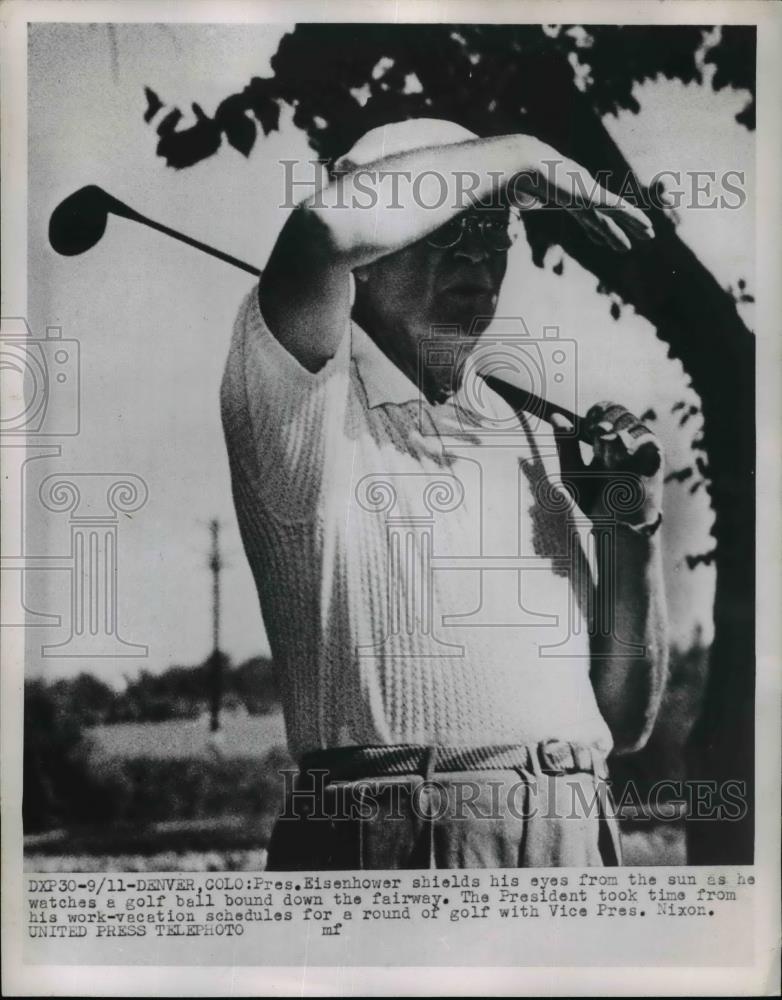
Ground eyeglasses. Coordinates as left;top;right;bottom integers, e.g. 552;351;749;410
425;210;519;253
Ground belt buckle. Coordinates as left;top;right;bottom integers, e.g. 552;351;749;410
538;739;571;776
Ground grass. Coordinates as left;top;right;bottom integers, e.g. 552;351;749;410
84;708;288;760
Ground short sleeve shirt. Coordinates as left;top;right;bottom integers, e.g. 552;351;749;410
221;287;612;757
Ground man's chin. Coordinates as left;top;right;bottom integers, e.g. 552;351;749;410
439;297;498;336
421;338;482;405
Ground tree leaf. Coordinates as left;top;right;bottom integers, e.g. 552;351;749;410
143;86;164;124
703;26;756;130
245;77;282;135
156;107;182;137
156;113;221;169
224;114;257;156
215;94;259;157
686;548;717;569
664;465;693;484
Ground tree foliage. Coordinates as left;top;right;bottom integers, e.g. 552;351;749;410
145;25;755;170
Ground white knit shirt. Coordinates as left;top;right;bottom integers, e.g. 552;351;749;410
221;287;613;758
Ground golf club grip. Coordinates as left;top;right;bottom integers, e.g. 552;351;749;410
482;375;662;478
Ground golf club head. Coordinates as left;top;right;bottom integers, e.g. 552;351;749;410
48;185;114;257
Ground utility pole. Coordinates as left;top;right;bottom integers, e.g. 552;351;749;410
207;518;223;733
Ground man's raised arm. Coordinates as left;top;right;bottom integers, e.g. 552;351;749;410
259;126;654;371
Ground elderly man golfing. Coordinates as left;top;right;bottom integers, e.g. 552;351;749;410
220;119;668;870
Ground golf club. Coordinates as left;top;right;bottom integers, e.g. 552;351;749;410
49;185;261;276
48;186;661;478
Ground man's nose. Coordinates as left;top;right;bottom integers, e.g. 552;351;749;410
453;229;490;263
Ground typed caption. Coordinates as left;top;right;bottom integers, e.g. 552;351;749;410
24;867;757;967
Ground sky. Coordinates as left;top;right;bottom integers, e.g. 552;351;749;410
23;23;754;686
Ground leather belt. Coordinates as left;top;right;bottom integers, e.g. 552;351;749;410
299;740;608;782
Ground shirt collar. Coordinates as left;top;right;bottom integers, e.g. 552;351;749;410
351;321;422;408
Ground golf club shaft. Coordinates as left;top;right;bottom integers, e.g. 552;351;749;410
483;375;585;440
118;202;261;277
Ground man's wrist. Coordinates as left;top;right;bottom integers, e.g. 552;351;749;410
507;136;554;201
